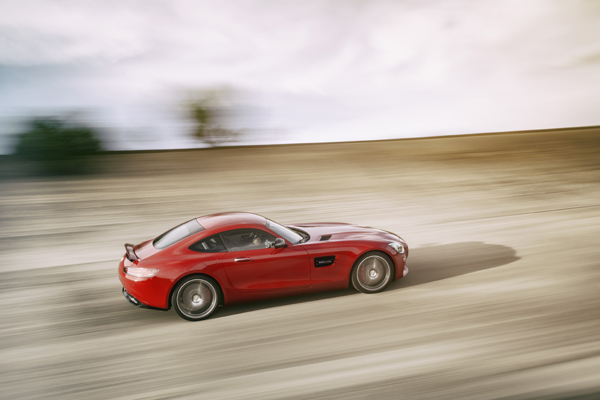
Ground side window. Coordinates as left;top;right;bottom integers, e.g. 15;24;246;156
189;234;227;253
220;229;277;252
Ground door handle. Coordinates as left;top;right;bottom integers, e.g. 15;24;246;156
235;257;252;262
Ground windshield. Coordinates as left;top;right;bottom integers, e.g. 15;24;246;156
266;219;303;244
153;219;205;249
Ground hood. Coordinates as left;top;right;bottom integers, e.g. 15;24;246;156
287;222;401;243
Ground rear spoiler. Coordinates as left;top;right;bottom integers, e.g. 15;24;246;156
124;243;139;262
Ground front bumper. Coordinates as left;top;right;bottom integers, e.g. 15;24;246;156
122;287;167;311
391;252;408;281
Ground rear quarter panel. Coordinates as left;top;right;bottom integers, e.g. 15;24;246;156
125;233;234;309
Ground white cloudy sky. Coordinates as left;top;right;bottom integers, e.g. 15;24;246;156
0;0;599;152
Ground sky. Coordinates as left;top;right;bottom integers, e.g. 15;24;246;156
0;0;599;152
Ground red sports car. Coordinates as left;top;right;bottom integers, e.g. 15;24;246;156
119;212;408;321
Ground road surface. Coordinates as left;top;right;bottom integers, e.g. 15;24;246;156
1;127;599;399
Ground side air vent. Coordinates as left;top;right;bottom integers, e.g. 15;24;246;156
320;235;332;241
314;255;336;268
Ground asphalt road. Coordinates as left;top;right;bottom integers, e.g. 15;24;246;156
1;127;599;399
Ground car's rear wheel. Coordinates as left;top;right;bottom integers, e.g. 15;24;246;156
171;276;221;321
351;252;393;293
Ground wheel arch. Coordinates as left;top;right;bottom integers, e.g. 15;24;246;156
348;249;396;287
167;272;225;309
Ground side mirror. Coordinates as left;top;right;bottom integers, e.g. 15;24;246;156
273;238;288;249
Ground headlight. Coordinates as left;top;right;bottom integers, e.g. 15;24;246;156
388;242;405;255
124;267;159;278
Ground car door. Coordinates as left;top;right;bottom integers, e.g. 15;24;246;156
220;228;311;293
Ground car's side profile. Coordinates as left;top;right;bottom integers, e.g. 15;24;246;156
119;212;408;321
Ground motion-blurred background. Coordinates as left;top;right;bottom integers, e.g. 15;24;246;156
1;0;600;152
1;1;600;399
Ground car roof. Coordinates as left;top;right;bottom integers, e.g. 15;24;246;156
196;212;267;230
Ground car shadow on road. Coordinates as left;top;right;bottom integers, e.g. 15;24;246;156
387;241;520;290
214;241;520;319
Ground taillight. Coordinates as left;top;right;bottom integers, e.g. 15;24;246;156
124;267;159;278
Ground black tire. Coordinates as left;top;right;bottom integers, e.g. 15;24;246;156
351;252;394;293
171;275;221;321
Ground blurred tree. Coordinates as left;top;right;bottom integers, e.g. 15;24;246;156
15;117;102;175
186;88;239;146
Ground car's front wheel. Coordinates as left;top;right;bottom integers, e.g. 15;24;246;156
351;252;393;293
171;276;221;321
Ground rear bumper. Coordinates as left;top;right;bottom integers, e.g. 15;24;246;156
122;287;167;311
119;256;171;309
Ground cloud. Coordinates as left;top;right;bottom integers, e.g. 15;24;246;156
0;0;599;152
0;0;151;65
